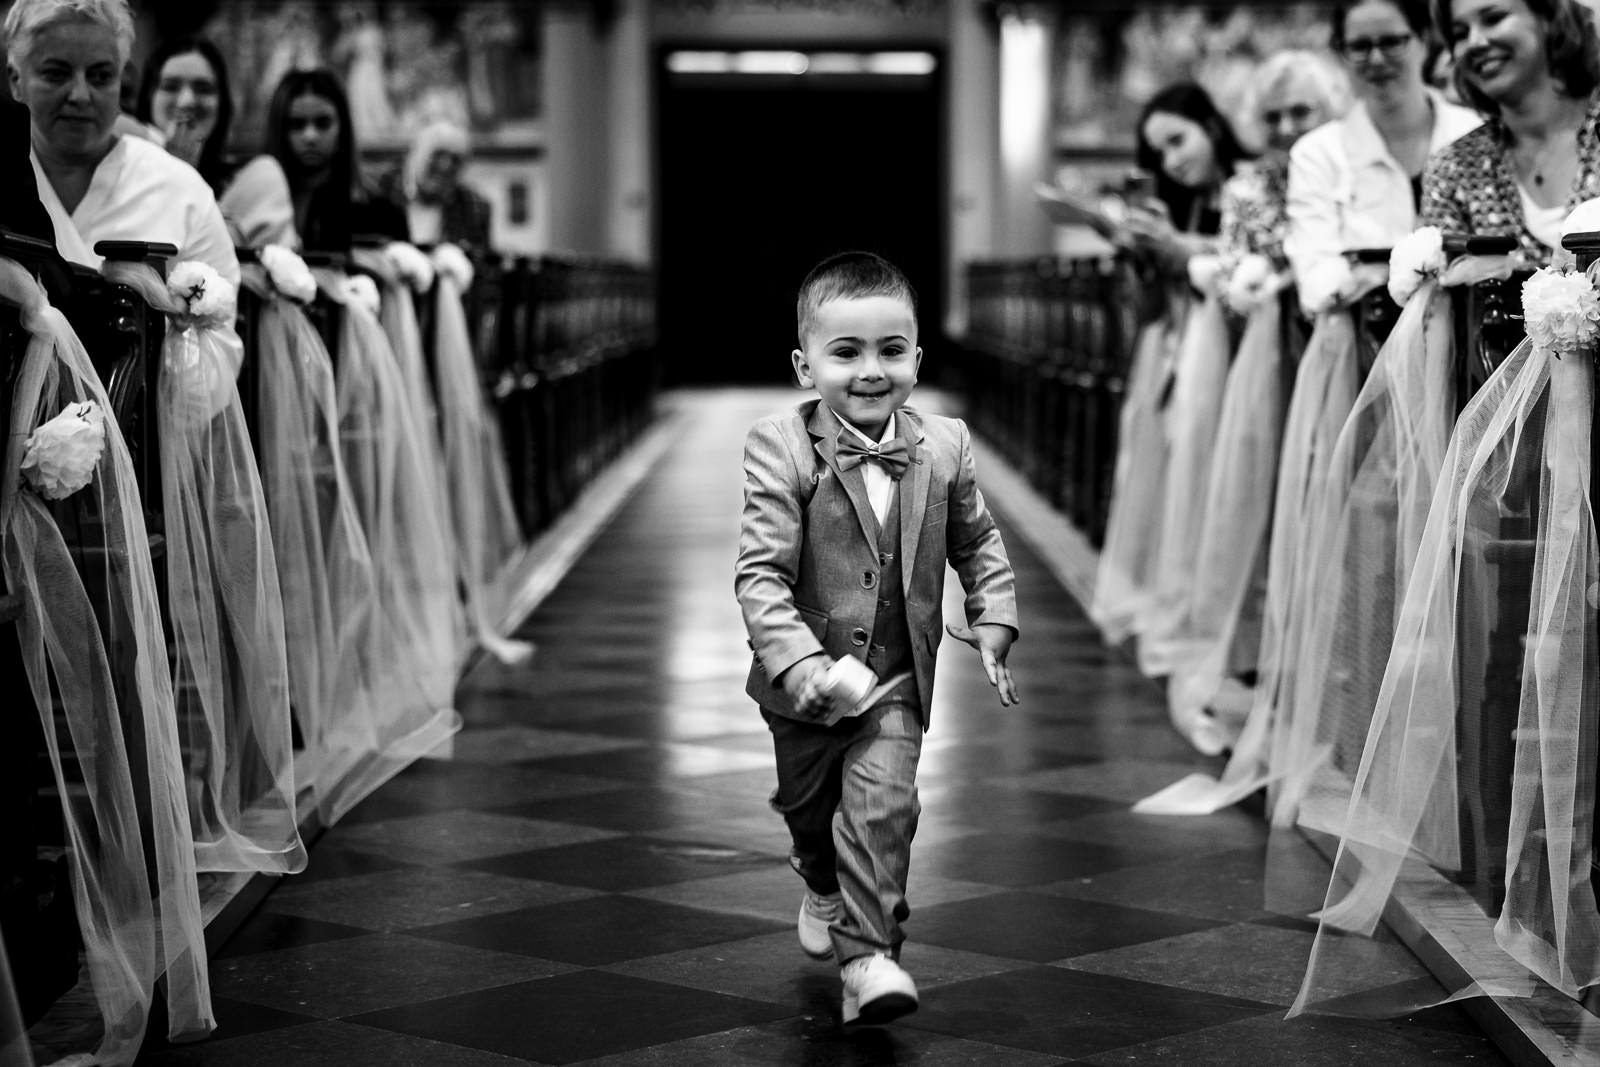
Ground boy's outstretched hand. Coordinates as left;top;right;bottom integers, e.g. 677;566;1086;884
946;622;1019;706
781;653;836;719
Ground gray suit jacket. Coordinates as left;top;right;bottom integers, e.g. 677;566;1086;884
736;399;1018;728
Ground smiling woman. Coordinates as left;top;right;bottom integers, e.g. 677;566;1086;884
1420;0;1600;262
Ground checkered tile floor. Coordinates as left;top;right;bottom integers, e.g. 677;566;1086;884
133;390;1510;1065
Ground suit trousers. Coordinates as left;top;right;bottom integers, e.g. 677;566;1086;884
763;701;923;963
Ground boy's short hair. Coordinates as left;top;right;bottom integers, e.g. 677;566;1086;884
797;251;918;346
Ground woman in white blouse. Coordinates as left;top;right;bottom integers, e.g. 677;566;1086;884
1284;0;1480;314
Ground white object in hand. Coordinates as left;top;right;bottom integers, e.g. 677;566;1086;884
818;657;915;726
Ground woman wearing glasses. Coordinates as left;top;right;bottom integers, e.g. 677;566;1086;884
1239;0;1478;783
1284;0;1481;313
1421;0;1600;264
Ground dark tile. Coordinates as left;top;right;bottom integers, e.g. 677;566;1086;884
1076;1008;1512;1065
133;1020;532;1066
913;891;1224;962
491;785;766;834
410;894;788;966
215;913;371;959
351;969;795;1064
137;996;319;1058
376;761;620;811
916;784;1126;831
280;843;416;885
263;864;597;932
903;965;1275;1057
1035;847;1276;923
570;1014;1071;1065
466;836;773;891
328;809;619;865
210;932;572;1017
913;833;1149;887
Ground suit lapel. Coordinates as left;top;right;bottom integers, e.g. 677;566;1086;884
808;402;879;549
897;408;930;591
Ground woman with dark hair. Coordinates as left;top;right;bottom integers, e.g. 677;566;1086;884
1422;0;1600;263
1126;81;1255;269
1284;0;1480;313
266;67;406;253
138;35;298;249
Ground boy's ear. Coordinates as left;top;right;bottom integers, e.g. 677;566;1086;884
791;348;814;388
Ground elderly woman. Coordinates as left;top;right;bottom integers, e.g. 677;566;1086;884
7;0;237;283
1422;0;1600;263
398;118;492;257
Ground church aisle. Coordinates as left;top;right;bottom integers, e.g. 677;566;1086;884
134;389;1510;1066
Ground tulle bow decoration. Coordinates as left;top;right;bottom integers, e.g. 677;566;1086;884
1186;252;1227;296
342;273;383;316
258;244;318;303
1223;254;1284;315
1522;266;1600;359
20;399;107;500
432;242;475;291
166;260;238;325
1386;226;1447;308
385;241;436;293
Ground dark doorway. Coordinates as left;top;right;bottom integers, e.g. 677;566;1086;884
657;59;944;385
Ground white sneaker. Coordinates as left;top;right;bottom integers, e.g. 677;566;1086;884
840;952;918;1026
797;889;841;959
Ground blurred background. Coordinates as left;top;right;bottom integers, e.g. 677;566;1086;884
2;0;1335;378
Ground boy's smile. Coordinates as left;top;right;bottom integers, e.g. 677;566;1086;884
792;294;921;440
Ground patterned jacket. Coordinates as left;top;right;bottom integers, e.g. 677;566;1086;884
1219;156;1291;265
1420;90;1600;268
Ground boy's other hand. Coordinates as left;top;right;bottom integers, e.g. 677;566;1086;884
781;653;835;718
946;622;1019;707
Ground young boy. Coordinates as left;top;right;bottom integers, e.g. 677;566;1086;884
735;251;1020;1026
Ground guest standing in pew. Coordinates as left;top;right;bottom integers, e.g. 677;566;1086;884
1241;0;1480;799
1160;49;1353;754
1123;82;1256;270
137;36;300;251
1284;0;1481;315
1421;0;1600;267
9;0;239;284
736;252;1019;1029
266;68;408;253
1124;83;1255;684
392;118;493;260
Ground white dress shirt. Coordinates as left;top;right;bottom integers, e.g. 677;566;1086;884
1284;91;1481;314
833;409;898;527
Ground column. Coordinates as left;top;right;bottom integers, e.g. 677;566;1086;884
996;3;1056;260
946;0;1000;338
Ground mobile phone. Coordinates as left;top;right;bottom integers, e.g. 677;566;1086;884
1123;172;1158;209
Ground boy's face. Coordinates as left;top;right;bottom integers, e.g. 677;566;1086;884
792;294;921;439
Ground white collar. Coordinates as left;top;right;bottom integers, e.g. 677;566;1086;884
831;408;896;447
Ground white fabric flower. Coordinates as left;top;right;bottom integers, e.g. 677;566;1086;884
385;241;436;293
432;242;475;291
342;274;382;316
1387;226;1447;308
21;401;107;500
1187;253;1226;296
1522;266;1600;358
259;244;317;303
1224;254;1279;314
166;260;238;324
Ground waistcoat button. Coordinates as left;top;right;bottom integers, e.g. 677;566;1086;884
850;627;868;646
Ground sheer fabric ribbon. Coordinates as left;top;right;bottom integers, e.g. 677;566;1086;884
100;261;304;877
0;257;211;1062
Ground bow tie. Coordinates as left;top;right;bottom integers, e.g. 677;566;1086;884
835;430;913;480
